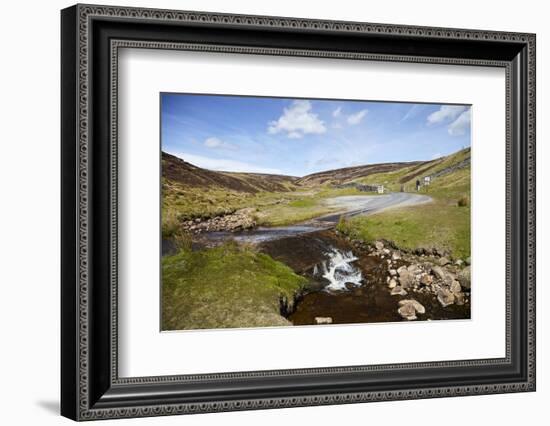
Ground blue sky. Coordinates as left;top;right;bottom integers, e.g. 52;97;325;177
161;93;471;177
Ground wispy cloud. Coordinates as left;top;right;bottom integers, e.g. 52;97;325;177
267;100;326;139
168;151;282;174
448;110;471;136
203;137;237;150
347;109;368;125
399;105;420;123
332;106;342;117
427;105;467;125
427;105;470;136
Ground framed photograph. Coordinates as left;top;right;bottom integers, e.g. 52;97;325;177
61;4;536;421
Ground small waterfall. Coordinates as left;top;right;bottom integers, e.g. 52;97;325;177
318;248;363;291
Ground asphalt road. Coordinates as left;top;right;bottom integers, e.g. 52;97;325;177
317;192;433;224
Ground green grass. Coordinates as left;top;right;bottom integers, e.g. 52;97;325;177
337;153;471;259
162;242;308;330
337;200;470;259
162;180;368;233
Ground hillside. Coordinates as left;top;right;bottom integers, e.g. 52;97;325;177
296;161;423;186
351;148;471;194
162;151;297;193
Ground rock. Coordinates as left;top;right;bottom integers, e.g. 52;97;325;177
465;257;471;266
399;299;426;314
315;317;333;325
443;272;457;287
407;264;423;275
389;269;397;277
383;248;390;255
450;280;462;294
398;270;414;288
388;278;398;289
439;257;451;266
419;274;433;286
457;266;471;290
437;289;456;307
397;265;407;274
431;266;446;280
392;251;402;260
455;259;464;266
455;292;465;306
374;241;384;251
398;303;417;320
391;286;408;296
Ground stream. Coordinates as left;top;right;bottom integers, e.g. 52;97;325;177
166;193;470;324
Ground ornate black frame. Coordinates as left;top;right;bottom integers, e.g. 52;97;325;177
61;4;536;421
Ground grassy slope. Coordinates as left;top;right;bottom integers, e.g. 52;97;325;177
162;243;307;330
162;178;370;234
338;148;471;259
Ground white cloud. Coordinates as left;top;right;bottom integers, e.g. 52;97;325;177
268;100;326;138
204;137;223;148
168;151;282;174
332;106;342;117
448;110;471;136
203;137;236;150
399;105;420;123
427;105;467;125
426;105;471;136
347;109;368;125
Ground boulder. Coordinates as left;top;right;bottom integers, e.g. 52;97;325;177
392;251;402;260
455;292;465;306
315;317;333;325
389;269;397;277
439;257;451;266
450;280;462;295
407;264;423;275
431;266;446;280
443;272;457;287
437;289;456;307
391;286;408;296
419;274;433;286
398;303;417;320
399;299;426;314
458;266;471;290
398;270;414;288
374;241;384;251
388;278;398;289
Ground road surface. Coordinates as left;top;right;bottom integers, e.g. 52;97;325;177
203;192;433;244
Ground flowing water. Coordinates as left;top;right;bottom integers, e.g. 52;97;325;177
314;248;363;291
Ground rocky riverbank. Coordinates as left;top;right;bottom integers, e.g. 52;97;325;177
179;208;257;233
339;236;471;321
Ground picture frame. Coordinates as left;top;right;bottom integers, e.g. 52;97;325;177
61;3;536;421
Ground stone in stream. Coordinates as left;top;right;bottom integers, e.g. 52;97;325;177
450;280;462;295
315;317;333;325
399;299;426;314
419;274;433;286
398;303;417;320
391;285;407;296
437;288;456;307
398;269;414;289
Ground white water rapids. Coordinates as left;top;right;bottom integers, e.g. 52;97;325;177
313;248;364;291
